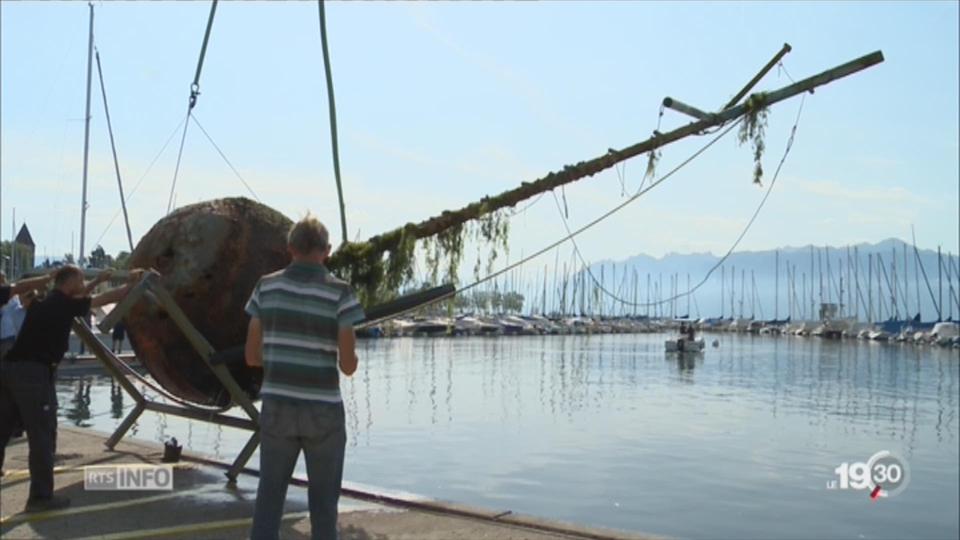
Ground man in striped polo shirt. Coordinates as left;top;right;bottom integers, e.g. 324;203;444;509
246;215;364;540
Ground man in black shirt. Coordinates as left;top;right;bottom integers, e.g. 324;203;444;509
0;265;143;512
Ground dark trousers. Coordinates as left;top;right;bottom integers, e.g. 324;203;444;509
0;338;15;360
0;361;58;499
250;398;346;540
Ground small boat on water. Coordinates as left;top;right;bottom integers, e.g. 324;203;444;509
454;316;501;336
665;337;706;353
498;315;538;336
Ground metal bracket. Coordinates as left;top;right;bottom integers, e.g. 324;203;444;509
76;271;260;484
661;97;715;122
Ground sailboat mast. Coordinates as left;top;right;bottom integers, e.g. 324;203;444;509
891;247;898;319
740;268;745;319
868;253;873;323
775;250;779;320
730;265;736;319
801;271;807;320
721;265;725;318
646;273;651;318
938;245;943;321
903;242;909;318
809;246;815;320
79;2;94;266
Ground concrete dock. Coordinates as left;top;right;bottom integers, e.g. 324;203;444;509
1;427;654;540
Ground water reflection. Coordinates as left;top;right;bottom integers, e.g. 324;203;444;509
62;379;92;427
110;380;124;419
54;335;959;540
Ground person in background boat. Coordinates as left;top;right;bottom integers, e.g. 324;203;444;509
0;266;145;511
687;323;696;342
0;290;37;360
246;215;364;540
111;320;126;354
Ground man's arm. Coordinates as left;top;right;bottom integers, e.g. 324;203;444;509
84;270;113;296
10;274;53;296
336;286;364;377
89;269;145;308
90;286;131;309
338;327;358;376
245;318;263;367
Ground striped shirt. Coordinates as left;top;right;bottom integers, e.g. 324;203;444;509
245;262;365;403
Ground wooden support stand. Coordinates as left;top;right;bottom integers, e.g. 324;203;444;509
72;271;260;484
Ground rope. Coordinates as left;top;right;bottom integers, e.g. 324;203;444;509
166;110;192;214
190;114;261;202
557;95;806;310
94;47;135;252
94;117;186;248
358;115;741;328
317;0;349;244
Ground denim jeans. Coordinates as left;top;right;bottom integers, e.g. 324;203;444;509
0;361;58;499
250;397;346;540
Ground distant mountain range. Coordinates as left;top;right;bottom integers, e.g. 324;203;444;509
571;239;960;322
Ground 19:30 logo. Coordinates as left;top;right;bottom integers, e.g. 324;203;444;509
827;450;910;500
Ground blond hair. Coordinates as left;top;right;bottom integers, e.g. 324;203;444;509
288;214;330;255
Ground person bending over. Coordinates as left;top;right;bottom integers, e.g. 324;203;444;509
0;266;144;512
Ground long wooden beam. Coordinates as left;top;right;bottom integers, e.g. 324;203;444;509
328;50;883;271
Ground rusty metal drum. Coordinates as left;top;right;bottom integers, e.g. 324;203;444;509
126;198;291;407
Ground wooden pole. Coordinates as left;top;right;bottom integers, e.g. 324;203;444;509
327;51;884;271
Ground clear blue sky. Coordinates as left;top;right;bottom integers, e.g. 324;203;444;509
2;1;958;267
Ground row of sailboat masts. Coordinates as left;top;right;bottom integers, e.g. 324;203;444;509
467;243;958;323
776;245;959;323
479;256;703;319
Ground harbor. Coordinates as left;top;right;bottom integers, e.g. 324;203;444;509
2;2;958;540
7;333;959;540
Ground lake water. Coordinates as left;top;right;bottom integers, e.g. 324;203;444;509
54;334;959;540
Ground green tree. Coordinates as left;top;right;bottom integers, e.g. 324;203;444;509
1;241;40;277
114;251;131;269
89;245;113;269
502;292;525;313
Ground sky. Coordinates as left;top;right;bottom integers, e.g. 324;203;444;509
1;1;958;271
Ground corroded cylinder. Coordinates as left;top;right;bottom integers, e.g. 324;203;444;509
126;198;291;407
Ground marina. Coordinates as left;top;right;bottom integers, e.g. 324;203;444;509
16;333;959;540
1;2;958;539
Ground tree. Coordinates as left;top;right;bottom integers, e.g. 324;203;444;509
502;292;525;313
114;251;131;269
89;246;113;269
